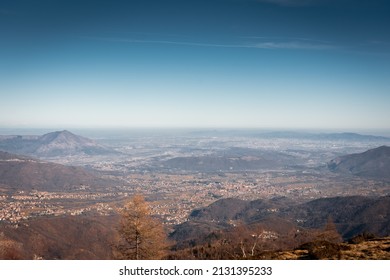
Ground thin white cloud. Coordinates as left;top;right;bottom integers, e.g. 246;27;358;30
253;41;337;50
83;37;243;48
242;36;332;44
82;36;337;51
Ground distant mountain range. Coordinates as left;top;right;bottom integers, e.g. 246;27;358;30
0;151;112;191
188;130;390;141
258;132;390;141
0;130;115;158
328;146;390;180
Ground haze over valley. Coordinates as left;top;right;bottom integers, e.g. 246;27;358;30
1;129;390;259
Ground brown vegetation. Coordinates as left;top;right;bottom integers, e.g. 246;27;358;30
114;195;167;260
0;232;23;259
0;215;118;259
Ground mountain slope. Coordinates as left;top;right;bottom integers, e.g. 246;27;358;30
171;196;390;246
34;130;113;157
0;151;111;191
328;146;390;180
0;215;118;259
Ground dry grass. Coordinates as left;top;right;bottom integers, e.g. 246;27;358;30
275;237;390;260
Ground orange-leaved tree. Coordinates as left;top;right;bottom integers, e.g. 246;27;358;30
115;195;167;260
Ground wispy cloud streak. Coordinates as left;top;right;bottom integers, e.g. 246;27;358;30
82;36;338;51
253;41;337;50
83;37;244;48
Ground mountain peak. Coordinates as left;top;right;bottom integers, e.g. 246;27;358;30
41;129;79;139
57;130;72;135
368;145;390;153
0;130;115;158
34;130;110;157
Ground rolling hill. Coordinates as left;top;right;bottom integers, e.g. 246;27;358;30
171;195;390;248
328;146;390;180
0;151;112;192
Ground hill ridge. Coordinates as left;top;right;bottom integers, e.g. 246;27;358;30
171;195;390;248
0;151;112;191
328;145;390;180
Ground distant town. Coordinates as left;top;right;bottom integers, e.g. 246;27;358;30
0;165;390;225
1;130;389;227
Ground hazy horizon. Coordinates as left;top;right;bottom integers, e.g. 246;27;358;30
1;0;389;131
1;127;390;139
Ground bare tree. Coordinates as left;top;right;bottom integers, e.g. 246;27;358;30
115;195;167;260
317;216;342;243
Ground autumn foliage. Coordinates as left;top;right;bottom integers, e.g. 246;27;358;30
115;195;167;260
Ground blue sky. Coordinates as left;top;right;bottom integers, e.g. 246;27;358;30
1;0;389;132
